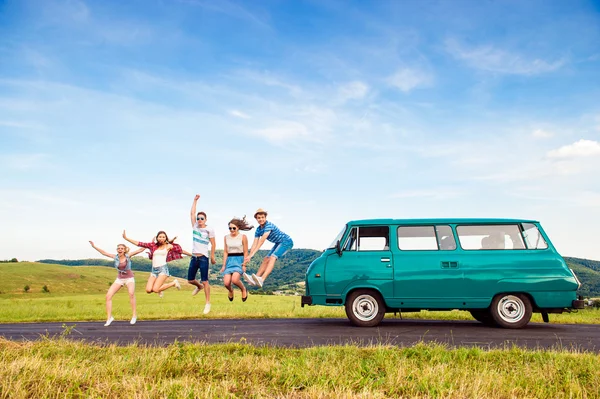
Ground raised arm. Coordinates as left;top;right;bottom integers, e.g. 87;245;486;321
129;247;146;257
190;194;200;227
122;230;140;246
89;241;115;259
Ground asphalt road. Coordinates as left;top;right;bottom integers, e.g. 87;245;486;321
1;318;599;351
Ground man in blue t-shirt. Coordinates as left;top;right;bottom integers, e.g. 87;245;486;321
244;208;293;288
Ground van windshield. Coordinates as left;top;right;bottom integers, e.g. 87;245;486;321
327;226;347;249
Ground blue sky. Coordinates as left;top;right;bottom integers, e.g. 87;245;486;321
1;0;599;261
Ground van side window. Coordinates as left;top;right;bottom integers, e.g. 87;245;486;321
521;223;548;250
436;225;457;250
343;226;390;251
397;226;438;250
456;225;526;250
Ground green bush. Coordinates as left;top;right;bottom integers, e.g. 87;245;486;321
23;285;30;293
42;285;50;293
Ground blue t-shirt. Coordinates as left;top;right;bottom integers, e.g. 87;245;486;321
255;221;291;244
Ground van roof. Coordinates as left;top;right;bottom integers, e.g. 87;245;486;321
348;218;539;225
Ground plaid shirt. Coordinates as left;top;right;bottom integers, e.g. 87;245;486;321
137;241;183;262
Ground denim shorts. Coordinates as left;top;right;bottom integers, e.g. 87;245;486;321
188;255;209;282
150;264;169;278
267;239;294;259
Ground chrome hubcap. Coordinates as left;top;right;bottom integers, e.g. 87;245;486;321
353;294;379;321
497;295;525;323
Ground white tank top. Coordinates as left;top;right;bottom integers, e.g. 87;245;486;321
225;234;243;254
152;248;168;268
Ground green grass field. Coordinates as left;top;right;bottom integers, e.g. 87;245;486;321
2;262;600;325
2;262;600;324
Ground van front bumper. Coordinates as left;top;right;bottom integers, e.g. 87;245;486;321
572;299;585;309
301;295;313;307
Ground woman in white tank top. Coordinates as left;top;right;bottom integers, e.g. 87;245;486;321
123;230;183;297
220;217;254;302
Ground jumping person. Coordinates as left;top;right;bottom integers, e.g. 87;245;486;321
89;241;145;326
188;194;216;315
245;208;293;288
220;217;253;302
122;230;182;296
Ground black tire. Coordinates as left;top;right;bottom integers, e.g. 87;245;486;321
469;309;497;326
345;289;386;327
490;294;532;329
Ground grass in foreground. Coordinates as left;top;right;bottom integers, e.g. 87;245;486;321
1;338;599;399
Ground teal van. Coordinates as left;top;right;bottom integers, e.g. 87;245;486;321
301;219;584;328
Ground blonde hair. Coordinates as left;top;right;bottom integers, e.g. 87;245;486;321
117;244;130;254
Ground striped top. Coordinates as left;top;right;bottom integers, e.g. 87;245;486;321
192;225;215;256
255;221;291;244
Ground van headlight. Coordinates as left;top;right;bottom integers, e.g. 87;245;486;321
570;268;582;289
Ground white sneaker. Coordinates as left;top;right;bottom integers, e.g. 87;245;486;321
104;316;114;327
159;291;164;298
192;286;203;296
203;303;211;314
130;316;137;325
174;279;181;290
243;272;256;286
252;274;264;288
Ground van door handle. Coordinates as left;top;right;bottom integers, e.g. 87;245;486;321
441;261;459;269
381;258;390;262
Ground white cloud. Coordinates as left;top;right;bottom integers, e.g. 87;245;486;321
338;81;369;101
253;120;311;143
445;39;565;75
387;68;432;92
547;139;600;159
532;129;553;139
229;109;251;119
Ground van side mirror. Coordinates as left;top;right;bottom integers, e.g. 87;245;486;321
336;240;342;256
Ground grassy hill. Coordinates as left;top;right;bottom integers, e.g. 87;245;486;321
33;252;600;297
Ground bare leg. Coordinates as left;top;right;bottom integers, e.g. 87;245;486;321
223;273;233;299
106;282;122;320
126;281;137;318
188;279;203;289
257;256;278;280
231;273;246;299
146;276;157;294
256;257;270;276
202;280;211;303
153;274;173;292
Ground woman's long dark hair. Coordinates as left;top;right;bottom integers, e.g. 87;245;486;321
229;216;253;231
155;230;177;245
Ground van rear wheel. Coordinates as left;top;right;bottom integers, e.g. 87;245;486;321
345;290;386;327
490;294;532;329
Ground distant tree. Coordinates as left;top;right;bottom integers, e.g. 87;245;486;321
24;285;30;293
10;258;18;262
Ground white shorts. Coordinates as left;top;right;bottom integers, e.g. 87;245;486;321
114;277;135;287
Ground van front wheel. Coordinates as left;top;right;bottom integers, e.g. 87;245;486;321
490;294;532;329
345;290;386;327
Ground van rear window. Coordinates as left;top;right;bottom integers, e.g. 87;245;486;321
456;225;526;250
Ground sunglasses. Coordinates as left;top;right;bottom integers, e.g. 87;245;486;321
197;216;205;221
229;227;237;231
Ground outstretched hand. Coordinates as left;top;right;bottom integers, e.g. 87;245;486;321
194;194;200;201
122;230;127;239
89;240;94;247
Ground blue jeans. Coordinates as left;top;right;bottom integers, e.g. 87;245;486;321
188;255;209;282
267;239;294;259
151;264;169;278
